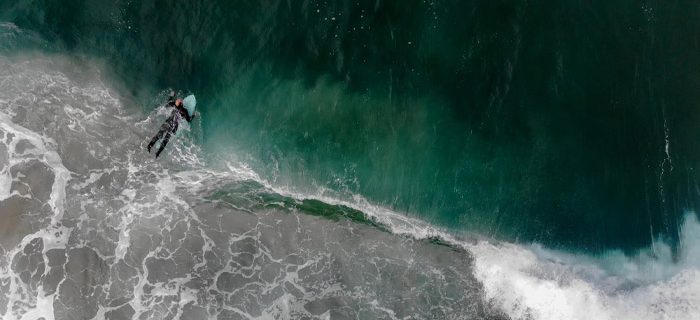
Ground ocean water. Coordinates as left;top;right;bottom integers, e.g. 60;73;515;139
0;1;699;319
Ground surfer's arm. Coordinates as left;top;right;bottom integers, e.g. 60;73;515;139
166;91;176;107
178;106;194;122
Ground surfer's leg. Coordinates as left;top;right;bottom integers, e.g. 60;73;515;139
147;122;171;152
155;132;172;158
147;130;164;152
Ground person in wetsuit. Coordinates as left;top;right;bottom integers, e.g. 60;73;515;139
147;91;195;158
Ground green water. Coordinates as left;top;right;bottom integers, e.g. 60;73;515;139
3;0;700;253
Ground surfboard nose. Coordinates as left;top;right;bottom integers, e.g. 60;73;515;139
183;94;196;117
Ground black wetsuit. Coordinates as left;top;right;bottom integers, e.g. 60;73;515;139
147;96;194;158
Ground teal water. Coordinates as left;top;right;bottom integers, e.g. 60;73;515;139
3;0;700;254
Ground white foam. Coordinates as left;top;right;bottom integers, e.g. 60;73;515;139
470;213;700;320
0;112;70;320
0;110;70;222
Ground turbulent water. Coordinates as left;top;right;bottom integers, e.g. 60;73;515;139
1;1;700;320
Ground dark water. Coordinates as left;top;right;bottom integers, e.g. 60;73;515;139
3;0;700;253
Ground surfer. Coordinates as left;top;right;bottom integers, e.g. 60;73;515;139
147;91;196;158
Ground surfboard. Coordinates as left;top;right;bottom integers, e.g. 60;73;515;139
183;94;196;117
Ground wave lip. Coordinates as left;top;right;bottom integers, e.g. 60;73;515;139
215;150;700;320
213;155;700;320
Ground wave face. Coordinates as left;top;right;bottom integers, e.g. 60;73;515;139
0;53;698;320
0;54;510;319
3;0;700;252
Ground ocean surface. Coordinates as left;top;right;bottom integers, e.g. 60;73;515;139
1;1;699;319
